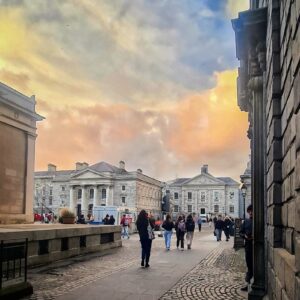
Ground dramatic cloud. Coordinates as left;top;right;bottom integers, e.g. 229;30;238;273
0;0;250;181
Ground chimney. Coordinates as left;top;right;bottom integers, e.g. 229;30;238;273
48;164;57;172
119;161;125;170
82;162;89;169
137;168;143;173
201;164;208;174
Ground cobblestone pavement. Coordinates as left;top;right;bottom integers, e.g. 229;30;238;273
159;242;247;300
24;235;165;300
23;229;247;300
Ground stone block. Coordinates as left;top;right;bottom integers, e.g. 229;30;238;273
296;112;300;151
28;241;38;257
287;199;295;228
285;260;296;299
270;225;283;248
269;205;282;226
50;239;61;252
294;70;300;113
295;235;300;272
284;177;291;201
296;193;300;231
285;228;294;254
274;249;285;288
282;203;288;226
268;161;283;188
275;276;283;300
295;275;300;300
295;155;300;190
281;289;289;300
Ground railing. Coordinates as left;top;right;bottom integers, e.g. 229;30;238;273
0;239;28;289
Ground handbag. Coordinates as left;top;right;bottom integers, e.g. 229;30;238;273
147;223;155;240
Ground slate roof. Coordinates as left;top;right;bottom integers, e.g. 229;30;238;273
89;161;126;174
216;177;239;185
168;178;190;186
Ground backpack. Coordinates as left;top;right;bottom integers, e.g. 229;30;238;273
124;219;129;226
178;221;185;232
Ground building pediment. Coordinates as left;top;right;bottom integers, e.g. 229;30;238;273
71;169;110;180
183;174;224;186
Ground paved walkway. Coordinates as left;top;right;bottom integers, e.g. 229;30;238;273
24;227;247;300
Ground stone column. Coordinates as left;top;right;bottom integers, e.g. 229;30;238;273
69;186;75;212
81;186;88;217
93;186;98;207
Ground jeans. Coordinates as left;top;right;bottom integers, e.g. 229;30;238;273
164;230;172;249
176;231;185;248
215;228;222;241
186;231;194;247
121;226;129;238
140;237;152;263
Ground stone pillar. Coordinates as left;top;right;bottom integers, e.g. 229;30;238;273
69;186;75;212
81;186;88;217
93;186;98;207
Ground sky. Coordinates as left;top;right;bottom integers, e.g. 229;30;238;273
0;0;250;182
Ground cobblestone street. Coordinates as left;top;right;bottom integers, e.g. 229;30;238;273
23;227;247;300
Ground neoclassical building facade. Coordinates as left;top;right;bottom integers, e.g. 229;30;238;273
34;161;162;219
163;165;240;218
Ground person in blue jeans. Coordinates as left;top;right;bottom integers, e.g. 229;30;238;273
215;215;224;241
162;214;174;250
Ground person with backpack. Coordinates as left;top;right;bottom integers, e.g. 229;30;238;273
175;215;186;251
185;214;195;249
162;214;174;251
120;214;130;239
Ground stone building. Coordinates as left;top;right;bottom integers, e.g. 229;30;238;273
34;161;162;220
0;82;43;223
163;165;240;219
233;0;300;299
240;157;252;218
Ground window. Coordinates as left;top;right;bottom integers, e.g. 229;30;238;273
78;189;82;199
229;205;234;213
188;205;192;213
174;205;179;212
200;208;206;215
61;186;65;191
49;187;53;196
188;192;192;200
90;189;94;199
122;197;126;204
174;192;178;199
230;192;234;199
42;187;46;196
49;196;53;206
201;192;206;202
122;185;125;191
101;189;106;199
214;191;219;202
166;190;170;194
214;205;219;213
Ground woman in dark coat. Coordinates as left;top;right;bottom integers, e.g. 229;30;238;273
224;216;233;241
136;210;154;268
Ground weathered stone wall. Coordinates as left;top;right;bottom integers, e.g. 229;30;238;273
264;0;300;299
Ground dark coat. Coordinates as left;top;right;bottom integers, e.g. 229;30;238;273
185;219;195;232
136;218;153;240
215;219;224;230
162;220;174;231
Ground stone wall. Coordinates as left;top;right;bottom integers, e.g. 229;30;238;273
264;0;300;299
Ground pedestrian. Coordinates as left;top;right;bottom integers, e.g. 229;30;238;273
224;216;233;241
136;210;154;268
108;215;115;225
162;214;174;250
239;205;253;292
175;215;186;250
102;214;110;225
215;215;224;241
185;214;195;250
120;214;130;239
197;216;202;232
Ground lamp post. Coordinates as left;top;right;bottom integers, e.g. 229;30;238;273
240;183;247;220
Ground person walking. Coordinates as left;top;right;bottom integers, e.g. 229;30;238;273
136;210;154;268
108;215;115;225
185;214;195;250
197;216;202;232
175;215;186;250
120;214;130;239
224;216;233;241
215;215;224;241
162;214;174;250
239;205;253;291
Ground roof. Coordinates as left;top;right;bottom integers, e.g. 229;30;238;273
35;170;74;177
168;178;190;186
89;161;126;174
216;177;239;185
